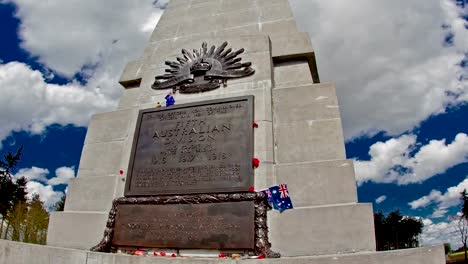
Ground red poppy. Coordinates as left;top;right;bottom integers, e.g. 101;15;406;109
248;187;255;192
253;122;259;128
253;158;260;168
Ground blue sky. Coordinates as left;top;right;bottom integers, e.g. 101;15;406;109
0;0;467;248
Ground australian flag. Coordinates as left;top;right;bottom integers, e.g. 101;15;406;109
262;184;293;213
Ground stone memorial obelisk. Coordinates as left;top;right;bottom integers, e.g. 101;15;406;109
44;0;443;261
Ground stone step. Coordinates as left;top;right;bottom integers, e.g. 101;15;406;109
47;211;108;250
269;203;376;257
0;239;444;264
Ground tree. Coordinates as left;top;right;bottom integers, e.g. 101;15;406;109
461;189;468;220
3;194;49;244
0;147;27;238
24;194;49;244
53;195;66;212
374;210;423;251
459;190;468;263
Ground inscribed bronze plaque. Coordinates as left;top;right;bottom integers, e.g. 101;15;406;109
124;96;254;196
113;201;255;249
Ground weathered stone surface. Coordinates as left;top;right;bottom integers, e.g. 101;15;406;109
273;60;313;88
117;88;140;110
77;141;125;177
269;203;376;257
47;212;108;250
138;86;273;122
0;240;88;264
84;109;136;145
0;238;444;264
274;119;346;163
254;162;275;191
64;176;117;212
270;32;314;58
275;160;357;207
119;60;143;88
261;19;298;36
273;83;341;122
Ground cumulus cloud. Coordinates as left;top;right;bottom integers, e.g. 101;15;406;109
0;0;165;144
409;177;468;218
0;62;116;145
3;0;162;78
355;133;468;185
421;217;461;248
375;195;387;204
290;0;468;139
26;181;63;210
13;166;76;210
47;166;76;186
14;166;49;182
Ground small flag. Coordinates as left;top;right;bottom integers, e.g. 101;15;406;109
268;184;293;212
165;92;175;107
261;188;275;206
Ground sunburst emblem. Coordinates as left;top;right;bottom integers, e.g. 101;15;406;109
152;41;255;93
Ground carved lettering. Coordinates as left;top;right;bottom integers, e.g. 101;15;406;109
125;97;253;196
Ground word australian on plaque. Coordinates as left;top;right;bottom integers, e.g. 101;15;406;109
124;95;254;196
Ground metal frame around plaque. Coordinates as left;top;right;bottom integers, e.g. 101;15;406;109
91;192;280;258
124;96;254;196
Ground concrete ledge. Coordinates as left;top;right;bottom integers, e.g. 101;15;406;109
275;160;357;207
270;32;313;59
0;239;444;264
47;211;108;250
269;203;376;256
119;60;143;88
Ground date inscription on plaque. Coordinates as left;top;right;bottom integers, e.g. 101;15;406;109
125;96;254;196
113;201;255;249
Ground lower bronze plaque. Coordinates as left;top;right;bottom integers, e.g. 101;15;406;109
113;201;255;249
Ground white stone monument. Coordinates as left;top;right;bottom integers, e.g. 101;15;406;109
13;0;444;263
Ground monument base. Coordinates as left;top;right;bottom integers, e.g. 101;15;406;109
0;239;445;264
91;193;280;258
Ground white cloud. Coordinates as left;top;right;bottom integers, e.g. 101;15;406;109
290;0;468;139
3;0;162;78
13;166;75;210
0;0;165;145
355;133;468;185
47;166;76;186
421;217;462;248
375;195;387;204
26;181;63;210
409;178;468;218
14;166;49;183
0;62;116;145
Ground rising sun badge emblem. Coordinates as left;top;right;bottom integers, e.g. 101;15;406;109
151;41;255;94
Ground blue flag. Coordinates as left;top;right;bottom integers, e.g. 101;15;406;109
165;93;175;107
263;184;293;213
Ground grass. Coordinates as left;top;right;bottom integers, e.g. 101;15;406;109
449;251;468;262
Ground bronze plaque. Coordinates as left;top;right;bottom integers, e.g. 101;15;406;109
113;201;255;249
124;96;254;196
